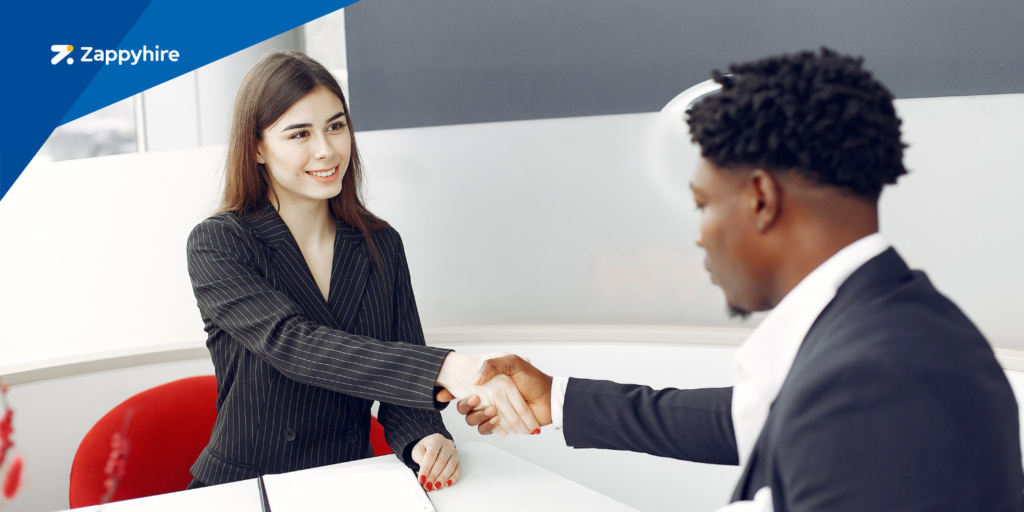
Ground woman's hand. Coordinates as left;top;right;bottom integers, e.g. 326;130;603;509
435;352;541;435
411;434;460;492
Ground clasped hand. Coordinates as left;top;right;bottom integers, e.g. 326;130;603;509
436;352;541;435
437;353;554;436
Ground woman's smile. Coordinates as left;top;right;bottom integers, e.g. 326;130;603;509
305;165;340;183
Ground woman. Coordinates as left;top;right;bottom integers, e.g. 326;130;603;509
185;51;538;492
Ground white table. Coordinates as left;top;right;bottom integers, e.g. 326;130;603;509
62;442;638;512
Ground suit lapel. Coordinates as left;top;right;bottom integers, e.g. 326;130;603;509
246;205;342;329
328;220;369;332
727;248;914;503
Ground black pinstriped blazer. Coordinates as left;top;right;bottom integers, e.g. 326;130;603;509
185;204;453;486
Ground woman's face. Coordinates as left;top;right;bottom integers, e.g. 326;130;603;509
257;86;350;206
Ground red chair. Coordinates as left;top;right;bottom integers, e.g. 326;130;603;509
69;375;393;508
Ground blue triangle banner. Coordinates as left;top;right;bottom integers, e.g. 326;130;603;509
0;0;357;201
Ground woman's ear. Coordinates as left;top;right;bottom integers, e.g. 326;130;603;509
256;146;266;165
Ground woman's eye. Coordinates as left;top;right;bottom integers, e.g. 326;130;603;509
328;122;347;131
290;130;309;139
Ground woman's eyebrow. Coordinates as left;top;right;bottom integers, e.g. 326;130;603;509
280;112;346;132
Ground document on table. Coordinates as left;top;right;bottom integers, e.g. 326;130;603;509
261;459;435;512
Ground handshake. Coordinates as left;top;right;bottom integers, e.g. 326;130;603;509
434;353;553;436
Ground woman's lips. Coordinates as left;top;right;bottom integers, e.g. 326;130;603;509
306;165;339;183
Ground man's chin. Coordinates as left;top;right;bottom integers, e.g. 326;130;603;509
727;304;752;320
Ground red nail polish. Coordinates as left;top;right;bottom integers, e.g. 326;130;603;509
435;482;441;489
531;428;541;435
420;475;426;484
426;482;433;491
447;480;453;487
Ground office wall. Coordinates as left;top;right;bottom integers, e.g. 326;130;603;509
346;0;1024;130
141;29;302;152
1;92;1022;371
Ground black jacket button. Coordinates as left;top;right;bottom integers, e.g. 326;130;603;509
284;428;296;441
346;430;359;443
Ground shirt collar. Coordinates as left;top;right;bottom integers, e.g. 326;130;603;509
730;232;890;465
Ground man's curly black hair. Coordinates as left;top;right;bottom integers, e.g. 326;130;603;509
686;47;907;202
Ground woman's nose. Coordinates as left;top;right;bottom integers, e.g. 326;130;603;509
311;132;334;160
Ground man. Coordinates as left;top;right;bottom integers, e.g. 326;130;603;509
442;48;1024;511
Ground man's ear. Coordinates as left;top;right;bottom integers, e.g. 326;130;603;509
748;169;781;233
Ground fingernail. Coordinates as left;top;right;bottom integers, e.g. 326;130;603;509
447;480;453;487
531;429;541;435
435;482;441;489
420;475;426;484
426;482;433;491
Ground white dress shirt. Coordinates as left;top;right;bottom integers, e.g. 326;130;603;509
549;233;890;512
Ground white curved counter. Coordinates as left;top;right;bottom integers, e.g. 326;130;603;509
4;325;1024;512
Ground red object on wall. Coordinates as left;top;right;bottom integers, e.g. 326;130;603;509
69;375;393;508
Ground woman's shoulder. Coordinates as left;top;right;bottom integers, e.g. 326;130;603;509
188;211;261;251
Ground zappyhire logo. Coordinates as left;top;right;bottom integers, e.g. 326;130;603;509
51;44;180;65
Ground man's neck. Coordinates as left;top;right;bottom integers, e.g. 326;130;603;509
768;223;879;308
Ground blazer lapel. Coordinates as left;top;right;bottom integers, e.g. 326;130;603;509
726;248;914;504
327;219;369;332
247;205;340;329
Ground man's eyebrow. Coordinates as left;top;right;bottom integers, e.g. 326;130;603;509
281;112;346;132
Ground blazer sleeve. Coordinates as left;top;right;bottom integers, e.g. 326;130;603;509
376;231;453;469
774;362;985;512
563;378;738;465
186;216;452;410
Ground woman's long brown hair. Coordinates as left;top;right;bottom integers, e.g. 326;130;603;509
220;50;387;265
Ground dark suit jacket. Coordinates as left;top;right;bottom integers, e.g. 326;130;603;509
185;205;453;486
564;249;1024;511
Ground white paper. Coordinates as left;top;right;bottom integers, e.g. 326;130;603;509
261;461;435;512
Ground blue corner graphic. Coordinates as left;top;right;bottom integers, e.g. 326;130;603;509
0;0;357;201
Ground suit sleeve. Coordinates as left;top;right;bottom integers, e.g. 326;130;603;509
376;231;453;469
186;217;452;410
776;362;974;511
563;378;738;465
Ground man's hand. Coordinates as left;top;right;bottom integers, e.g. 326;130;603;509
435;352;541;435
438;355;553;435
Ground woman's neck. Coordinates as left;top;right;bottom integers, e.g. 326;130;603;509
269;189;335;247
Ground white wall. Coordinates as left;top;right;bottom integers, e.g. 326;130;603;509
2;93;1023;370
140;30;302;152
883;94;1024;347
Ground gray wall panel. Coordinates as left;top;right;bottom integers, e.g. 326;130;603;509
346;0;1024;130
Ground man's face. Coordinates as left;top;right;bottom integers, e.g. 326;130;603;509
690;157;771;317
